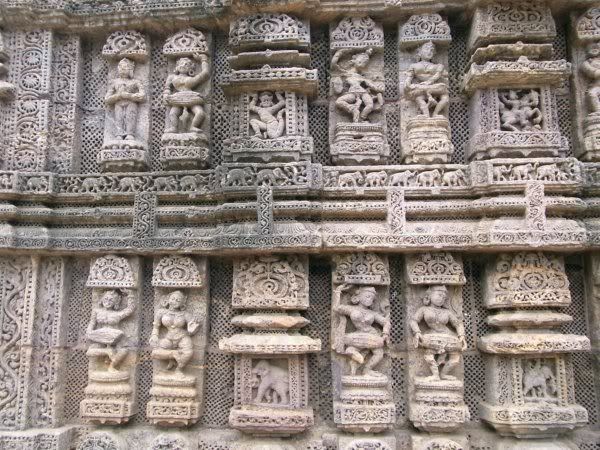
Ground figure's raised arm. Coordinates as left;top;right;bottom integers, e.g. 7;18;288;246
188;55;210;88
333;283;353;316
149;309;162;346
116;290;136;322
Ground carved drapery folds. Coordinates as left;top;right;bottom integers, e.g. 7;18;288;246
147;256;209;426
329;17;388;165
463;1;570;161
399;14;453;164
572;7;600;161
223;14;316;163
404;252;470;432
99;31;150;172
80;254;141;425
161;28;212;170
479;252;590;437
331;253;395;433
219;255;320;436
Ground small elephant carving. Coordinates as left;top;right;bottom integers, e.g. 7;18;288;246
225;168;253;187
251;360;290;406
82;177;102;193
389;170;415;187
338;171;364;188
364;170;387;187
26;176;48;192
257;167;286;186
416;169;441;187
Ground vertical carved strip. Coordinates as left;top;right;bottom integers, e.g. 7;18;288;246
9;30;53;172
133;192;157;239
0;257;34;430
257;185;273;236
29;256;69;427
525;181;546;231
387;188;405;234
48;34;82;173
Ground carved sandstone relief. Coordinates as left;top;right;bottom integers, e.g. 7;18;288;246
404;252;470;432
329;17;388;165
223;14;316;163
80;255;142;425
147;255;209;426
161;28;212;170
219;255;320;436
479;252;590;437
99;31;150;172
399;13;453;164
331;253;395;433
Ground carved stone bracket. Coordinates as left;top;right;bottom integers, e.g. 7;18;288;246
219;255;320;436
147;256;209;426
80;254;141;425
99;31;150;172
329;17;388;165
331;253;395;433
480;252;590;438
404;252;470;432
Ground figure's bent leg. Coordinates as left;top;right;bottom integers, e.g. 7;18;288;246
434;94;449;117
250;119;267;137
424;351;440;379
190;105;205;132
365;348;384;376
360;93;374;120
440;352;460;380
166;106;181;133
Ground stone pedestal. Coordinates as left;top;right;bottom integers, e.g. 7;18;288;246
331;123;389;166
404;117;453;164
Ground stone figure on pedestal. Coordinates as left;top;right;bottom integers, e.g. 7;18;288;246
404;41;449;119
409;285;466;381
332;283;390;377
104;58;145;142
164;55;210;134
249;91;286;139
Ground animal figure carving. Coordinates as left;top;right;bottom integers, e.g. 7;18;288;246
522;360;557;399
442;170;466;187
251;360;290;405
257;167;286;186
510;163;534;181
364;171;387;187
225;168;253;187
417;169;441;187
389;170;415;187
338;171;364;188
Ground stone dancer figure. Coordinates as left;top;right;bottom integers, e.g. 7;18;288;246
163;55;210;133
104;58;145;141
149;290;201;373
249;91;286;139
332;283;391;377
404;41;449;119
582;42;600;115
409;285;466;381
331;47;384;123
86;289;135;371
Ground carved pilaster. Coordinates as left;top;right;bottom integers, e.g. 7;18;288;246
48;34;82;173
331;253;395;433
161;28;212;169
399;13;453;164
80;254;142;425
404;252;470;432
480;252;590;437
147;256;209;426
8;30;53;172
223;13;316;163
0;256;70;431
99;31;150;172
219;255;320;436
329;17;388;165
463;1;570;161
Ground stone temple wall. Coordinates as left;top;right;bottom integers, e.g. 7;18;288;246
2;1;600;449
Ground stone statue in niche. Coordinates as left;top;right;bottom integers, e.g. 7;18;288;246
332;283;391;377
86;289;135;371
164;55;210;134
522;359;558;401
249;91;286;139
105;58;145;141
409;285;466;380
404;41;449;119
251;360;290;405
498;89;543;132
582;42;600;116
149;290;201;373
331;48;384;123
